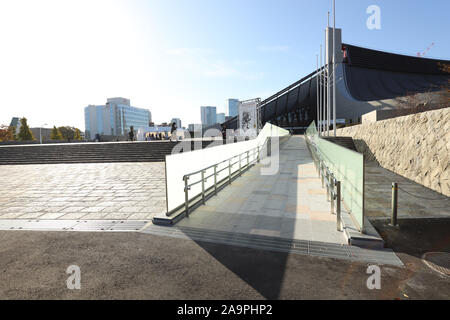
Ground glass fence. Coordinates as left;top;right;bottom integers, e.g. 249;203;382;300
305;122;365;231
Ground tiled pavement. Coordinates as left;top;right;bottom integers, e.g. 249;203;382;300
0;162;166;220
176;135;347;245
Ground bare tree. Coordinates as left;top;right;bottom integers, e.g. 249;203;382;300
394;62;449;116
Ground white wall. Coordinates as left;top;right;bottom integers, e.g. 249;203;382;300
165;123;289;212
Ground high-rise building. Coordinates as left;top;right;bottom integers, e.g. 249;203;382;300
170;118;182;129
188;123;202;132
216;113;225;124
9;117;20;128
228;99;239;117
200;106;217;126
84;97;151;140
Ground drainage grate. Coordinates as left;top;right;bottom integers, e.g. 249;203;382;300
422;252;450;277
140;224;403;266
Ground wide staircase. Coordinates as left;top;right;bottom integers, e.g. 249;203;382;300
0;141;213;165
321;136;358;152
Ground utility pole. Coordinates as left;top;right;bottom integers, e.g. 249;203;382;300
333;0;337;137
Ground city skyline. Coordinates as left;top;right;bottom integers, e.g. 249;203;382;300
1;0;449;130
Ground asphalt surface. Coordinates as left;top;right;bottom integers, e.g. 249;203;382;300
0;221;448;299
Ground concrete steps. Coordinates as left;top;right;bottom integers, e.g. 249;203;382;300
322;136;358;152
0;141;213;165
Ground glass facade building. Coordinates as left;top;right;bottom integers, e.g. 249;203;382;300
84;97;151;140
228;99;239;117
216;113;225;124
200;106;217;127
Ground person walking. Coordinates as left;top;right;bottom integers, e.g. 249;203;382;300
170;122;177;141
221;124;227;142
128;126;134;141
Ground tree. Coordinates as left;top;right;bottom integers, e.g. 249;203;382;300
394;62;450;115
17;118;35;141
0;125;16;141
50;126;63;140
74;128;82;141
58;126;75;142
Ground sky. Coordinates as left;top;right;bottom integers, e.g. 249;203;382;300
0;0;449;130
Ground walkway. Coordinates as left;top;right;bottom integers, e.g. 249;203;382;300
0;162;166;220
176;135;346;245
364;162;450;220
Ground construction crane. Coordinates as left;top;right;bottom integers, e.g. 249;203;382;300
417;42;435;57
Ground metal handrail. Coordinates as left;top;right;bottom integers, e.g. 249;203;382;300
182;142;265;216
306;135;342;231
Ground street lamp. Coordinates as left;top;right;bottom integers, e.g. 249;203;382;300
40;123;48;144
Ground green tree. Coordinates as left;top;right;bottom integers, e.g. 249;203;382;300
17;118;35;141
74;128;82;141
8;126;17;141
58;126;75;142
50;126;63;140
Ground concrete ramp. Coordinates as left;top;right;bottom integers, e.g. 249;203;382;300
146;135;402;266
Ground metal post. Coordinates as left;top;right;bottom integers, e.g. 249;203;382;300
326;21;330;137
325;27;330;136
257;146;260;163
214;165;217;195
319;45;322;135
239;154;242;176
331;178;335;214
321;162;324;188
390;182;398;227
316;54;319;130
228;159;232;185
336;181;341;231
326;170;330;201
184;176;189;217
332;0;337;137
201;170;205;204
246;151;249;168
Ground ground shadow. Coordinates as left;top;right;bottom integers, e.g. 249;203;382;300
177;136;318;299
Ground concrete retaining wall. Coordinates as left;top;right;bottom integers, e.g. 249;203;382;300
336;107;450;196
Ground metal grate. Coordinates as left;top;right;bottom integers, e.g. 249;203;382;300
422;252;450;277
140;224;403;266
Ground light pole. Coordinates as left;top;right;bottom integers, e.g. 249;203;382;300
327;12;331;136
319;45;323;136
316;54;319;131
40;123;48;144
333;0;337;136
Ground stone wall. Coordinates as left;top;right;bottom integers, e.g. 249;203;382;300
336;107;450;196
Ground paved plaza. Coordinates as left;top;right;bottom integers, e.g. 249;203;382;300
176;136;347;245
0;162;166;220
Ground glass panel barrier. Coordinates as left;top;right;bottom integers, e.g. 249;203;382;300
305;122;365;231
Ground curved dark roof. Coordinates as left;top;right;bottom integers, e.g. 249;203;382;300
223;44;450;127
342;44;449;101
342;43;449;75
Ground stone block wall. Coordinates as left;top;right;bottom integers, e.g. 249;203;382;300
336;107;450;196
